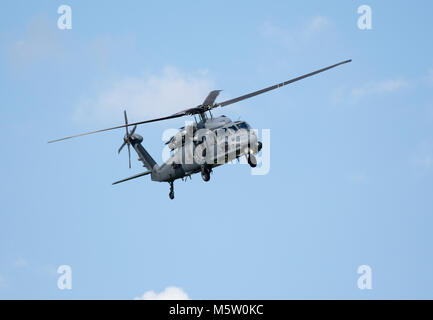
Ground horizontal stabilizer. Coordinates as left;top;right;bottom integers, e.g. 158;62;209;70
112;170;151;185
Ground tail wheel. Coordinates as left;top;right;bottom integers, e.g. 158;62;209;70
169;181;174;200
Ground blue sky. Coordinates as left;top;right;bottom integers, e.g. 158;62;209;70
0;0;432;299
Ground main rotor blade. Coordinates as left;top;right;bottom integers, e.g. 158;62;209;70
202;90;222;106
48;60;351;144
48;113;185;143
214;59;352;108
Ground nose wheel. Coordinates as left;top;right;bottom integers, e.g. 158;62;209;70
201;166;211;182
169;181;174;200
248;154;257;168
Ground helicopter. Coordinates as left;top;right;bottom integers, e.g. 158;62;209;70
49;59;351;199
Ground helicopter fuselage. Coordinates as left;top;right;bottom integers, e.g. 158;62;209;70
129;115;261;183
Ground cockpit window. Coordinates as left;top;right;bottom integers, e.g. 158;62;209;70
228;125;238;131
236;121;250;130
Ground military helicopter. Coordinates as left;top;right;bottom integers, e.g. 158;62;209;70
49;59;351;199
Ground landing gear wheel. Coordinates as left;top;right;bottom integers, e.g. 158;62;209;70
169;181;174;200
201;166;211;182
248;154;257;168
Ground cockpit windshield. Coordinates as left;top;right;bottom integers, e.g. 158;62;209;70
235;121;250;130
216;122;250;136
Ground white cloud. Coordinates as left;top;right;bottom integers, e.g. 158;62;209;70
303;16;331;37
260;16;332;50
260;21;293;47
333;78;409;104
74;66;214;124
351;79;408;100
416;155;433;169
333;65;433;105
8;17;63;67
135;286;189;300
14;258;29;268
333;66;433;104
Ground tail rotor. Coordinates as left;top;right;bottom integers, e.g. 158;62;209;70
118;110;137;168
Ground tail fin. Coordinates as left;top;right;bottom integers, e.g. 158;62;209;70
130;134;157;171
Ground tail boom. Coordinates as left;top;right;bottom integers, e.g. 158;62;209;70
129;134;158;171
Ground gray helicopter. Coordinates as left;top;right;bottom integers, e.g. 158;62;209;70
49;59;351;199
